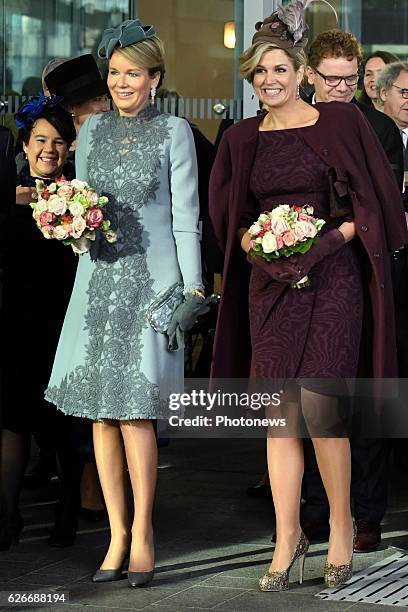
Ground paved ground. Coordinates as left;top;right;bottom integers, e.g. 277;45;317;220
0;438;407;611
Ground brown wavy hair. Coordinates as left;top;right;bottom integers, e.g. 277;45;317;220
307;29;363;70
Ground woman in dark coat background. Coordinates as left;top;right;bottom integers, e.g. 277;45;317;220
0;98;79;549
209;3;407;594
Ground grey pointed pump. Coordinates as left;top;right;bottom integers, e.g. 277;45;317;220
92;567;126;583
128;569;154;588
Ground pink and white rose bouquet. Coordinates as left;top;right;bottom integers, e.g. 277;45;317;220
248;205;326;288
31;178;117;255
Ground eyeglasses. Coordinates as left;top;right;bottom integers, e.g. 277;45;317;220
314;68;359;87
392;85;408;99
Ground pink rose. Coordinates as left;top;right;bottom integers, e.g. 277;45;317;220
276;235;284;249
271;218;289;235
41;225;54;239
48;195;67;216
56;184;73;200
293;222;307;240
301;221;318;238
85;207;104;228
71;216;86;238
282;230;296;246
53;225;69;240
294;221;317;240
39;211;56;226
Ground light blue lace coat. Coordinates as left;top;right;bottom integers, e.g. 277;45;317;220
45;106;203;420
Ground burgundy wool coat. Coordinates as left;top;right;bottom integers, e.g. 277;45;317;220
209;102;408;380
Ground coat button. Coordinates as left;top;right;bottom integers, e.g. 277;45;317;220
373;252;380;258
380;283;385;289
322;149;329;156
361;225;368;232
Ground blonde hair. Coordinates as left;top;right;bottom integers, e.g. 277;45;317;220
239;41;306;83
113;36;165;88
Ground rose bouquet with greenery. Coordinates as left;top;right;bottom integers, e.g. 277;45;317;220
248;205;326;288
31;178;117;255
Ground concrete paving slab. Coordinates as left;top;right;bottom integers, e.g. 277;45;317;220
147;584;251;609
0;439;406;611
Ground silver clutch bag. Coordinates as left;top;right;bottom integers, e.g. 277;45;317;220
147;282;184;333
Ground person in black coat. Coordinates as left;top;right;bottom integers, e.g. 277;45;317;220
0;126;16;550
0;99;81;550
302;29;406;553
0;127;16;304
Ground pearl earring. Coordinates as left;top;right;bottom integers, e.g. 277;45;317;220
150;86;156;104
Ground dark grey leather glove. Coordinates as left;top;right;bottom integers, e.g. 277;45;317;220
167;294;212;351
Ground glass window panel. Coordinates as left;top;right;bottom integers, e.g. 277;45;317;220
136;0;243;141
1;0;129;130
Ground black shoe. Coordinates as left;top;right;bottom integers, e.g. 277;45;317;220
48;522;77;547
128;569;154;587
78;507;106;522
246;484;272;499
354;520;381;553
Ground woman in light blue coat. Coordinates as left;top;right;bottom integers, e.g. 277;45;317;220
46;20;206;586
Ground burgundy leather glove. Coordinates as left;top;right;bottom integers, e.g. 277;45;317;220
247;251;302;283
293;228;345;280
248;228;345;283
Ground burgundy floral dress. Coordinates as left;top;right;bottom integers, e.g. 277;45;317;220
242;128;363;382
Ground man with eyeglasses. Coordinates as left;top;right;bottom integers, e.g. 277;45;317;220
299;30;405;556
377;61;408;188
306;30;403;188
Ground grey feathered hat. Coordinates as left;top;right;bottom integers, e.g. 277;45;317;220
252;0;337;56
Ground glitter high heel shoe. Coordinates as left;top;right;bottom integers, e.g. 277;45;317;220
259;530;309;592
324;522;356;588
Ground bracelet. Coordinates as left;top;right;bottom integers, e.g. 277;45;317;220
189;288;205;299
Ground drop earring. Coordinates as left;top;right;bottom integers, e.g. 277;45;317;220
296;82;300;100
150;86;156;105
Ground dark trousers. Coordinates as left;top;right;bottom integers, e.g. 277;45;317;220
53;411;85;516
301;438;388;523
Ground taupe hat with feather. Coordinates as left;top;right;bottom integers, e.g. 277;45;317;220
252;0;338;56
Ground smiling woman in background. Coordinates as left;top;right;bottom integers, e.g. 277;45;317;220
0;98;81;550
360;50;399;110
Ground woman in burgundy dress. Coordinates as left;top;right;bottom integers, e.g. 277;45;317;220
209;3;407;594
